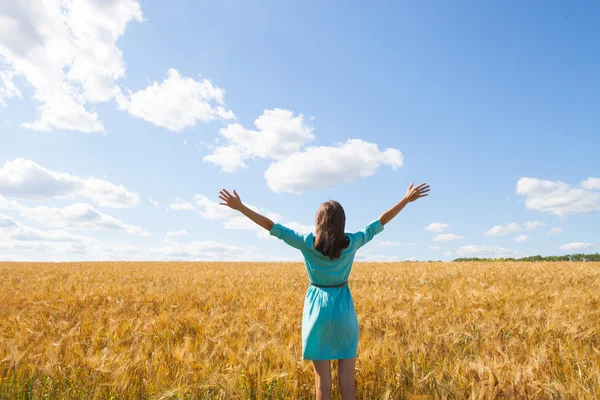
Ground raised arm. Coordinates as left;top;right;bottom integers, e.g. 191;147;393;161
379;182;430;225
218;189;274;231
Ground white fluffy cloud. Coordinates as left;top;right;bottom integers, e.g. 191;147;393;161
20;204;149;236
121;68;235;132
0;70;21;106
456;245;521;258
0;3;233;134
204;109;314;172
0;213;18;228
0;158;139;208
581;178;600;190
515;235;529;242
425;222;450;232
516;177;600;216
559;242;596;251
1;221;73;244
169;199;198;213
264;139;403;194
432;233;463;242
0;196;149;236
203;107;403;193
193;194;237;219
484;222;521;237
203;145;248;173
547;227;562;235
0;0;143;132
523;221;545;230
484;221;545;237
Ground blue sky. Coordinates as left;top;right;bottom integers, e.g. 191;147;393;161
1;0;599;261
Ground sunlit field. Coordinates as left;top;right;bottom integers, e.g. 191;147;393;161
1;261;599;399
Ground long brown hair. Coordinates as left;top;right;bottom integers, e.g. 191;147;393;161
314;201;348;260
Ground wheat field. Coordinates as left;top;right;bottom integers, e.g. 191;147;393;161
0;261;599;399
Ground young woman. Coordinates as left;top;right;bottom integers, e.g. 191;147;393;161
218;182;430;400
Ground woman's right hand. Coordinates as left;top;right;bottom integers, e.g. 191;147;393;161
218;189;243;211
404;182;430;203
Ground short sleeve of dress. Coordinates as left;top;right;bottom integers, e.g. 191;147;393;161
269;223;308;250
349;219;384;249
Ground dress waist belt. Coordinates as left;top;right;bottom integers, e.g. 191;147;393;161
310;281;348;288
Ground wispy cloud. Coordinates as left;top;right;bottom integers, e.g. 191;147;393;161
559;242;596;251
374;240;416;247
425;222;450;232
433;233;463;242
0;158;139;208
456;245;521;258
166;229;188;237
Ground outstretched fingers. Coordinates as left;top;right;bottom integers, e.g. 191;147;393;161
219;189;233;205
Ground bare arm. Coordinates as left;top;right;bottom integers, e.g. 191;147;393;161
218;189;274;231
379;182;430;225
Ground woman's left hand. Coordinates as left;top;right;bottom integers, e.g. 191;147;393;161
404;182;430;203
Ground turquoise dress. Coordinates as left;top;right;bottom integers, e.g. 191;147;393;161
269;219;384;360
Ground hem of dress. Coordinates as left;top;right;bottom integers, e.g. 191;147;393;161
302;353;357;361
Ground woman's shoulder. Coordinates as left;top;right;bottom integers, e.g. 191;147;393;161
345;232;357;243
303;232;314;247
